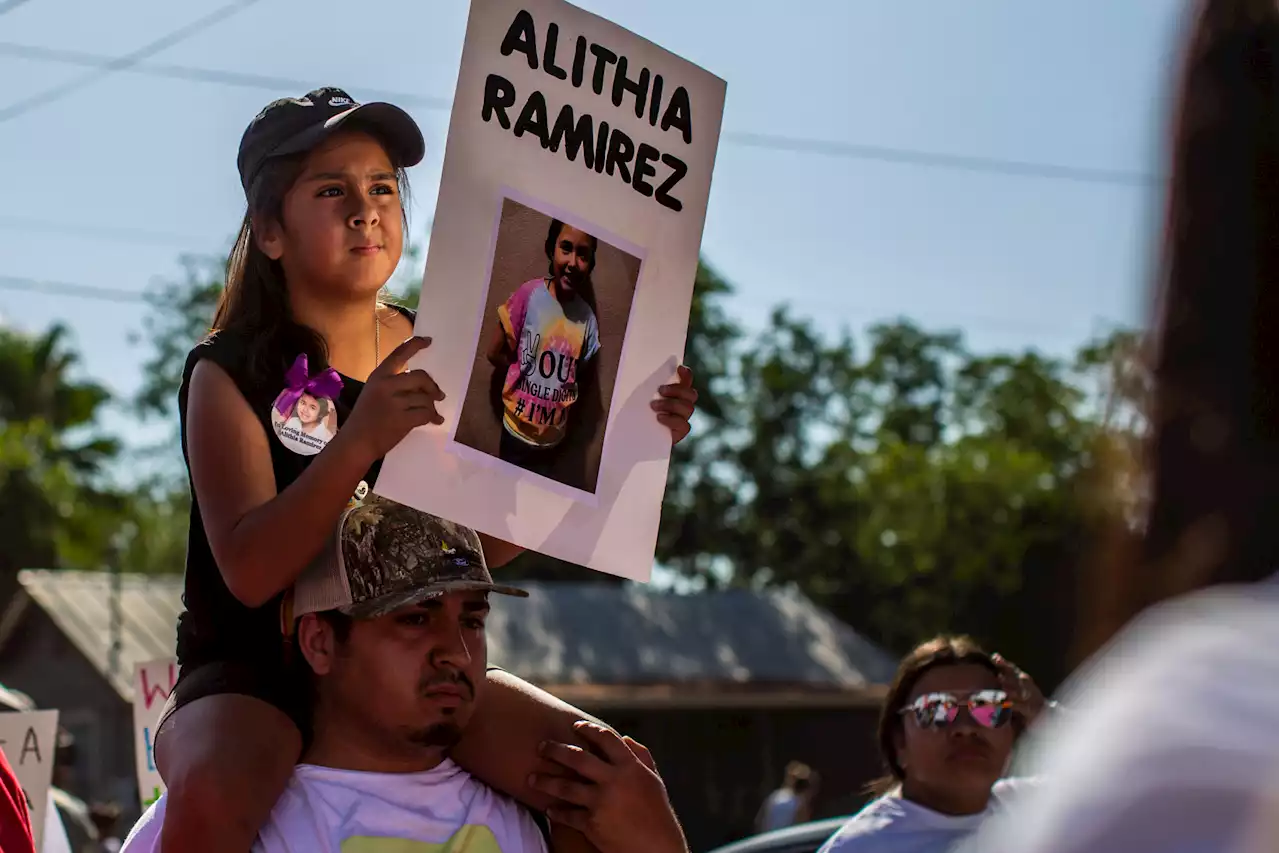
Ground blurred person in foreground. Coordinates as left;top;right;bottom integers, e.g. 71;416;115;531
755;761;820;834
959;1;1277;851
123;495;688;852
818;636;1051;852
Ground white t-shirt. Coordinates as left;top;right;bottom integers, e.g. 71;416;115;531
957;577;1279;853
121;759;547;853
817;779;1031;853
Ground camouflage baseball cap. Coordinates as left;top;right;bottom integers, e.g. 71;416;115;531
290;495;527;621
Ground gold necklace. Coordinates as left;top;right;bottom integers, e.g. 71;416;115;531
374;306;381;367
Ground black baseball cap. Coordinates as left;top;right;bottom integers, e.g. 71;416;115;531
237;86;426;194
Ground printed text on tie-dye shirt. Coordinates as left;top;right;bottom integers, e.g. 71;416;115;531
497;279;600;447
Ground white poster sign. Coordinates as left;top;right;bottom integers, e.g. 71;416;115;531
0;709;58;850
132;658;177;809
377;0;726;581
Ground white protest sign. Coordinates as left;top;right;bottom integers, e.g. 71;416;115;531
0;709;59;850
377;0;726;581
132;658;177;809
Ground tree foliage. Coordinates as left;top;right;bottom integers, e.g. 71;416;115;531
0;325;126;580
7;241;1145;684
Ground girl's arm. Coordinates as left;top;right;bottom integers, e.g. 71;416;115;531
486;321;514;367
455;670;604;853
186;359;379;607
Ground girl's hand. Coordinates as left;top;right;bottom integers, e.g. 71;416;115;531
652;365;698;445
341;336;446;461
992;653;1047;726
531;721;688;853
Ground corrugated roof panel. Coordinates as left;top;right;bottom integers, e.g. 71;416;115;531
16;572;895;702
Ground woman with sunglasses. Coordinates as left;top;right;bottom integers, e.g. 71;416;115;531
817;635;1049;852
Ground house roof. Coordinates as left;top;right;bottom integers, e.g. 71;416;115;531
11;570;896;705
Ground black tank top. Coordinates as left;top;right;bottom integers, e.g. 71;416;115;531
174;309;414;669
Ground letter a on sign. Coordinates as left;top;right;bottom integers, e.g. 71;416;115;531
0;709;59;850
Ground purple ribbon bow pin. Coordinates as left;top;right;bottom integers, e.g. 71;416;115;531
275;354;344;417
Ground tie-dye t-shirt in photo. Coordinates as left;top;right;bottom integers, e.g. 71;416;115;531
497;278;600;448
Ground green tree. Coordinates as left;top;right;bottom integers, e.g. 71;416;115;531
0;324;125;583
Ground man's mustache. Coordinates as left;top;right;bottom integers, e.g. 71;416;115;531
418;669;474;699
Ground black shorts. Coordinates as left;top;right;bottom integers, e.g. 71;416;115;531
156;658;312;742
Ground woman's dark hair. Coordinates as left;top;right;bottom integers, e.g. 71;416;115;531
211;128;411;386
868;635;1019;796
1080;0;1276;657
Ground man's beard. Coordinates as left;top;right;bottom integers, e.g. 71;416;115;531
405;722;462;749
402;668;472;751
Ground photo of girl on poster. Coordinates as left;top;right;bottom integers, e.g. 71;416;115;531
486;219;602;477
454;196;644;494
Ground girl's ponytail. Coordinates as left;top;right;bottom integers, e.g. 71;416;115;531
212;155;328;387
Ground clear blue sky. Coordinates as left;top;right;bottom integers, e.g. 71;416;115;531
0;0;1187;459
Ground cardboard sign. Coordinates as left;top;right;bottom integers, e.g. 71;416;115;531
0;709;59;850
132;658;177;808
377;0;726;581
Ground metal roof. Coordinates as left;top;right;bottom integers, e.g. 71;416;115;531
13;570;895;703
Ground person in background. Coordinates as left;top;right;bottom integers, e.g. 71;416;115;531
755;761;819;834
960;1;1277;851
818;636;1048;853
88;802;122;853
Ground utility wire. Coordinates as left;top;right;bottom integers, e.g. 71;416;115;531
0;40;1157;187
0;0;264;123
0;216;209;248
0;42;451;111
0;274;160;304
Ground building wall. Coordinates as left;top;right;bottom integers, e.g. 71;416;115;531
594;704;882;852
0;608;140;825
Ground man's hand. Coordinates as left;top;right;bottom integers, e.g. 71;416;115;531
530;721;688;853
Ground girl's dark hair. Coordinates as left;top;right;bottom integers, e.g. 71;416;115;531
544;218;600;317
544;218;598;272
1081;0;1277;656
212;132;411;386
868;635;1020;796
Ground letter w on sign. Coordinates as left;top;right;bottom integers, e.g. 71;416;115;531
133;658;177;808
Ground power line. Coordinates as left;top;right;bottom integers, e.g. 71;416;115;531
0;0;34;18
0;216;210;248
0;41;1157;187
0;274;159;305
0;42;451;111
0;0;263;123
720;132;1154;186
